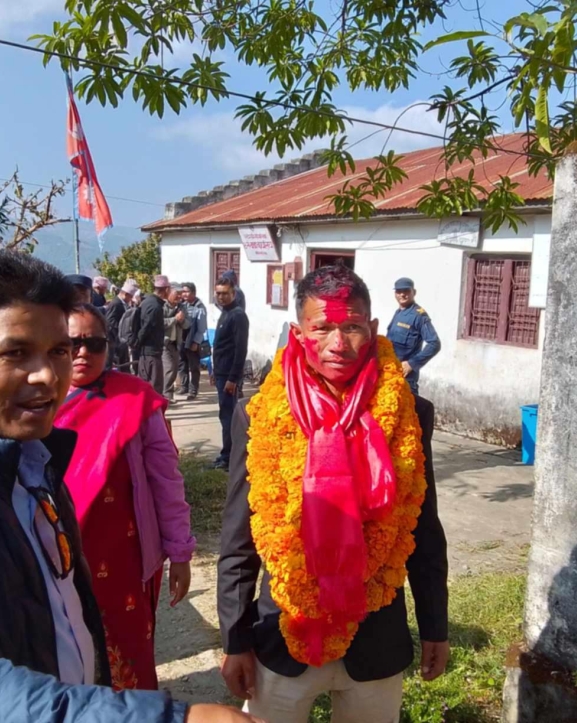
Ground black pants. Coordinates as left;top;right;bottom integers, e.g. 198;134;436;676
216;376;238;465
178;346;201;395
138;354;164;395
107;340;130;372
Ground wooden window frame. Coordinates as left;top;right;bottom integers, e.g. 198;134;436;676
211;248;241;295
463;254;540;349
309;250;356;271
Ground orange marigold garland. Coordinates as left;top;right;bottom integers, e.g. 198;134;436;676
246;335;426;666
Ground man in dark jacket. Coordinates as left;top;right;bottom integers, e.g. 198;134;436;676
91;276;109;309
105;278;139;370
137;274;171;394
221;269;246;311
212;276;249;471
217;264;449;722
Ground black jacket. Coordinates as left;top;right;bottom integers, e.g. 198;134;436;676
217;395;448;681
213;301;249;383
91;291;106;308
137;293;165;355
0;430;110;685
105;295;127;345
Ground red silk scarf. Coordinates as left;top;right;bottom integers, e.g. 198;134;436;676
282;332;397;618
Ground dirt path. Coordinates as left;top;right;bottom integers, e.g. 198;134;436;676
155;537;232;705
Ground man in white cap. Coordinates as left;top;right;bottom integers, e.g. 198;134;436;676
105;278;139;370
92;276;109;308
137;274;171;394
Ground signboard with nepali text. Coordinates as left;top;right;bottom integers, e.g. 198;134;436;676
437;216;480;249
238;225;280;262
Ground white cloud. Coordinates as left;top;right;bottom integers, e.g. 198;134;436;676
152;101;443;178
0;0;63;32
343;102;443;156
166;37;222;64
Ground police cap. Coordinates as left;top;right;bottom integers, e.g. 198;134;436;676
394;277;415;291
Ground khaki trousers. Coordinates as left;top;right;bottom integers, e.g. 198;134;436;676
243;660;403;723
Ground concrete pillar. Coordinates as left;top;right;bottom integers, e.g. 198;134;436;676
502;151;577;720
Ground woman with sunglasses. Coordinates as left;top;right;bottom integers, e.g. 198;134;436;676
54;304;195;691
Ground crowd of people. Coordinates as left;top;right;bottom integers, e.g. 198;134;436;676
62;270;250;474
0;249;446;723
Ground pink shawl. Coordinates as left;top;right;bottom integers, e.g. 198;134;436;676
54;371;166;523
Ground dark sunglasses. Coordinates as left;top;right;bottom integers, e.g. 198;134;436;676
25;486;74;580
70;336;108;354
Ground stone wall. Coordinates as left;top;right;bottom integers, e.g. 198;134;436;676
163;151;327;220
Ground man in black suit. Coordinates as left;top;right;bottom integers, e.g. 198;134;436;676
218;264;449;723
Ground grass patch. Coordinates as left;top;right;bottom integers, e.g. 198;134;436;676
180;454;228;534
309;573;525;723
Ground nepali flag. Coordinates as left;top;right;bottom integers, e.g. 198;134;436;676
66;74;113;240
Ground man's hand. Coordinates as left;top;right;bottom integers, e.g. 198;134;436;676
420;640;450;681
221;652;256;700
210;374;216;386
169;562;191;607
191;342;199;352
401;361;413;378
175;311;185;324
224;381;237;395
186;704;265;723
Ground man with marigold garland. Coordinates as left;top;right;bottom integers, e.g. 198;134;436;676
217;264;449;722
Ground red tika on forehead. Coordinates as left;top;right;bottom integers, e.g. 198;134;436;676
320;296;351;325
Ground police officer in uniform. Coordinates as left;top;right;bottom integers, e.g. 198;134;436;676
387;277;441;394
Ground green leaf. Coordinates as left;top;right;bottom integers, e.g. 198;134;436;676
528;12;549;37
424;31;490;52
111;12;128;48
117;3;147;33
551;21;574;92
103;78;119;107
505;11;550;37
535;85;552;154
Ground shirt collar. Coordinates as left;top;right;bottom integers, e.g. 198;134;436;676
20;439;52;468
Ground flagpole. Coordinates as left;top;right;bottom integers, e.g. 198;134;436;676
67;71;81;274
72;171;80;273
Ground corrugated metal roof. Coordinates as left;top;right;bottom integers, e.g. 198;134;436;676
143;133;553;231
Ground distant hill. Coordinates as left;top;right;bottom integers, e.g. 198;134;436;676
33;222;146;275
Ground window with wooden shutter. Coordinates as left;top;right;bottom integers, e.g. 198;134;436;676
464;256;540;348
467;258;504;341
212;249;241;293
507;260;540;346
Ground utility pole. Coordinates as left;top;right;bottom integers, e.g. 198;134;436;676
502;149;577;720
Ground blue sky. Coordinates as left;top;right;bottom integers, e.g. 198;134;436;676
0;0;531;238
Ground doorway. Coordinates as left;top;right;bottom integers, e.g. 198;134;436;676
310;250;355;270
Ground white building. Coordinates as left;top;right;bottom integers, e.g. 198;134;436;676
144;134;553;446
